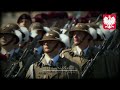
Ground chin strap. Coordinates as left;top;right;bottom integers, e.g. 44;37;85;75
47;42;59;53
77;34;88;46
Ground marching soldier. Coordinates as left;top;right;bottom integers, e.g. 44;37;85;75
60;23;99;78
9;23;47;78
26;28;80;79
0;23;23;61
0;24;23;77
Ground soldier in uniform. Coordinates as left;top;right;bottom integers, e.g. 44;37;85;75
6;23;46;78
60;23;99;78
26;28;80;79
0;23;23;61
0;24;22;77
3;23;25;60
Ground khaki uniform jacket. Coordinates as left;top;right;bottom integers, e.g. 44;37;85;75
60;46;99;78
26;53;80;79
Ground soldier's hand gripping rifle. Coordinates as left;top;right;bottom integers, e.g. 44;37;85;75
5;35;42;78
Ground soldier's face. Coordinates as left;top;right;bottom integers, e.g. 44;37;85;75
0;34;13;46
73;31;86;45
43;40;59;53
19;19;31;29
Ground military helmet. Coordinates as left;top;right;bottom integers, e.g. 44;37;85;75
49;27;70;48
38;30;65;47
29;22;44;31
69;23;92;38
17;13;32;24
1;23;23;44
2;23;20;32
29;22;46;38
49;27;61;33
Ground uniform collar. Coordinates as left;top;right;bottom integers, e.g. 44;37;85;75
72;46;89;56
15;48;20;53
83;46;89;56
1;48;7;55
8;49;15;57
76;46;82;55
44;53;59;66
1;48;15;59
35;46;43;55
44;53;51;64
1;48;14;56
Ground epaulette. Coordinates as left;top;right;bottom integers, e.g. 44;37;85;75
60;49;72;58
37;54;45;67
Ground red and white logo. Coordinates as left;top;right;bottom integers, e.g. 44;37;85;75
103;14;116;30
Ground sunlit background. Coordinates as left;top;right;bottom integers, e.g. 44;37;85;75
0;11;97;28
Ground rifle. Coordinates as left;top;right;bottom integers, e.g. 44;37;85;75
107;29;120;50
4;35;42;78
81;30;114;78
4;48;23;78
15;35;43;78
81;12;120;78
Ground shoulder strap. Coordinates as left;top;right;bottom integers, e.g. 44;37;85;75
37;54;45;67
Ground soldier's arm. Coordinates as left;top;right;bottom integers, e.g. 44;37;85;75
60;50;82;79
60;49;71;58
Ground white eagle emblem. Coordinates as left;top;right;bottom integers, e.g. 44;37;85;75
103;14;116;29
46;33;53;36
